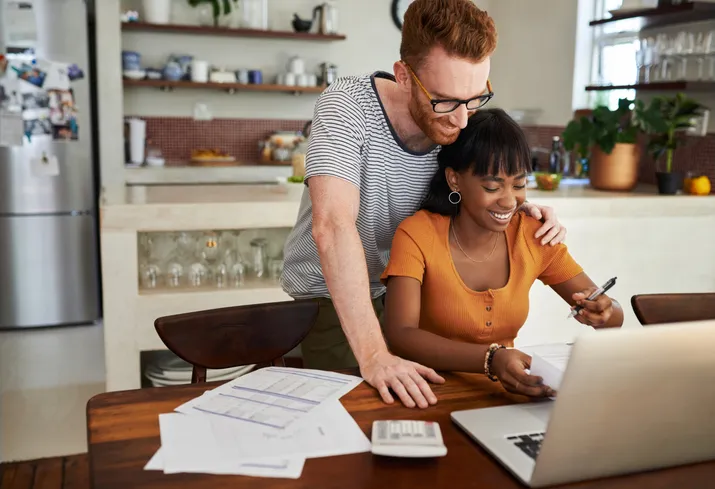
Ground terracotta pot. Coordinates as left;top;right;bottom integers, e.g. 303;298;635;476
589;143;640;191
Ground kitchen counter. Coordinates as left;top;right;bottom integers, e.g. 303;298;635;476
101;181;715;231
124;164;292;186
99;182;715;392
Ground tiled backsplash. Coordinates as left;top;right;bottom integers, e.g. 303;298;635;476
141;117;309;164
523;125;715;189
137;116;714;190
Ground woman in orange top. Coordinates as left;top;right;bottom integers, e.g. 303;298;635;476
380;109;623;399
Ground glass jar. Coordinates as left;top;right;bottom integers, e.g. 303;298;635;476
250;237;268;278
241;0;268;30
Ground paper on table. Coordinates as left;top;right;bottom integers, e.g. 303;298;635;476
162;400;370;468
175;367;363;434
144;447;305;479
523;343;572;391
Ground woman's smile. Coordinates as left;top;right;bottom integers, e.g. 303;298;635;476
487;207;517;224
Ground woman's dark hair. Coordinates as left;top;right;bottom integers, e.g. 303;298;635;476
421;108;532;216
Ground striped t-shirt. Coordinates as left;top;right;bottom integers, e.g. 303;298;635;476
281;72;441;299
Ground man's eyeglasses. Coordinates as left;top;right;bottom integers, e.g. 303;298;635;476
403;61;494;114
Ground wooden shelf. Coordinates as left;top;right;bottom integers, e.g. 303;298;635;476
123;78;326;94
589;2;715;30
121;21;346;41
585;81;715;92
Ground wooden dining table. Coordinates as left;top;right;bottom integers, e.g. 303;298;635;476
86;371;715;489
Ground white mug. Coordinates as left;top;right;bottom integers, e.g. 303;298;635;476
297;74;309;87
287;56;305;75
191;60;209;83
284;72;296;86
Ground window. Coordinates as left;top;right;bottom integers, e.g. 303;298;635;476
589;0;640;109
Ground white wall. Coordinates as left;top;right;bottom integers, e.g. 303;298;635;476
120;0;405;119
487;0;579;127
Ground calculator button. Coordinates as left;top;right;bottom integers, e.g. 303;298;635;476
378;422;387;440
390;422;400;439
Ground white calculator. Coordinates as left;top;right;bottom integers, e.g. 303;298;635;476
371;420;448;458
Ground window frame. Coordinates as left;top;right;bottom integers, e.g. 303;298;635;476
589;0;639;109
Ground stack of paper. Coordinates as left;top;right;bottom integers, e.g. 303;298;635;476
522;343;573;392
146;367;371;479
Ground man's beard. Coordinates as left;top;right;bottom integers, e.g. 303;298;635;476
408;96;460;146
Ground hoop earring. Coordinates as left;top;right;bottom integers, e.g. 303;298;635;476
448;190;462;205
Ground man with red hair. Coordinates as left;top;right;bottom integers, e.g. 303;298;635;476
282;0;567;408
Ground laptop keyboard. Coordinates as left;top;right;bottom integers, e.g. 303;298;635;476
507;432;545;460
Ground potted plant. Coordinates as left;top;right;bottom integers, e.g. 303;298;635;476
562;98;641;191
634;93;707;195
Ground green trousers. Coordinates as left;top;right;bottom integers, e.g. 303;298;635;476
301;296;385;370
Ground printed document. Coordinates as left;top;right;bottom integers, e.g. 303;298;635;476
175;367;362;433
523;343;572;391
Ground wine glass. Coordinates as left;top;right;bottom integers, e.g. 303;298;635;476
138;234;162;289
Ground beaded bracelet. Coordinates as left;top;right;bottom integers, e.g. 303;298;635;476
484;343;506;382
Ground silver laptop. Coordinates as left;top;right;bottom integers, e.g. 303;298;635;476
451;320;715;488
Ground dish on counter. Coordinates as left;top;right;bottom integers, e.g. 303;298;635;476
533;172;562;191
189;148;237;166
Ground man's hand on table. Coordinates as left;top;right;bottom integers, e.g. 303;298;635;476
360;350;445;408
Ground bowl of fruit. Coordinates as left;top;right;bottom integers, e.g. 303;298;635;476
533;172;562;191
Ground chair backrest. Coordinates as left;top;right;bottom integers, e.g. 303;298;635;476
631;293;715;325
154;299;319;383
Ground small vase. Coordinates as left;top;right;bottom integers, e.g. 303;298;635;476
217;1;240;28
142;0;171;24
196;4;215;26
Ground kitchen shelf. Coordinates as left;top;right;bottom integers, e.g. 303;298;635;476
585;81;715;91
121;21;346;41
589;2;715;30
123;78;326;94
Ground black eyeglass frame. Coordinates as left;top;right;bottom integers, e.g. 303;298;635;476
403;60;495;114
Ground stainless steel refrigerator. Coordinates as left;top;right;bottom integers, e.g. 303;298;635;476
0;0;101;329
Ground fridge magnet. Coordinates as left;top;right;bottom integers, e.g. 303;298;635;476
67;64;84;81
30;151;60;177
21;90;49;110
42;62;70;90
0;109;24;147
23;116;52;140
13;62;46;88
48;89;78;140
0;55;8;77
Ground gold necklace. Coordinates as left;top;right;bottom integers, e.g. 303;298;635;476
450;217;499;264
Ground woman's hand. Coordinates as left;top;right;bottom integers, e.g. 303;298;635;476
490;349;555;398
571;287;614;326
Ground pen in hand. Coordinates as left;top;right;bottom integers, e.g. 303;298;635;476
568;277;617;319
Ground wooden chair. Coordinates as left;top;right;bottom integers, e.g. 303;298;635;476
631;293;715;326
154;299;319;383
